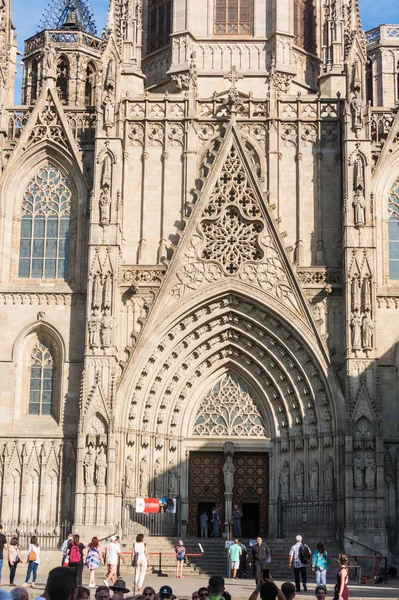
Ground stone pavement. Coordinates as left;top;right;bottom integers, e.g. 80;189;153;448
2;567;399;600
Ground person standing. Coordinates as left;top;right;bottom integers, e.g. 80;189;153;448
289;535;307;593
86;536;104;588
175;540;186;578
0;524;7;587
232;505;243;538
238;540;247;579
104;536;125;588
23;536;40;588
67;534;85;586
312;542;329;587
8;538;22;587
228;539;242;580
333;554;349;600
132;533;150;593
61;533;73;567
249;536;271;586
211;507;221;538
200;511;208;538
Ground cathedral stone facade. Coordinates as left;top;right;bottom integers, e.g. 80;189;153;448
0;0;399;555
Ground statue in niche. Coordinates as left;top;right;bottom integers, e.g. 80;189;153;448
168;461;178;497
310;459;319;494
95;446;107;486
125;455;135;490
364;453;376;490
88;309;101;347
362;312;373;349
92;276;102;310
139;456;149;495
223;455;235;495
103;275;112;310
83;446;95;486
351;88;364;129
353;452;364;490
99;186;111;226
363;277;372;312
101;309;113;348
352;277;361;312
353;188;366;227
295;461;304;495
324;456;334;493
351;313;362;350
103;89;115;135
45;44;56;78
154;458;163;496
280;461;290;496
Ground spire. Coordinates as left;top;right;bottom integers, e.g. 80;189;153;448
39;0;97;36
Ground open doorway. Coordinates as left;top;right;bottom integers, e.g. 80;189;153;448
242;502;260;538
197;502;214;537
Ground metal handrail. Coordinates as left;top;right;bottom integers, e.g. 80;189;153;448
342;535;383;557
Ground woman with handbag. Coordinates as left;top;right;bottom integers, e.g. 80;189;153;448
8;537;23;586
23;535;40;588
86;536;104;588
131;533;150;593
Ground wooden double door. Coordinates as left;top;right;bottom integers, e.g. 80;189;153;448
188;451;269;538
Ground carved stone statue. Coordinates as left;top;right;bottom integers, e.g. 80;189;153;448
363;276;372;312
295;460;304;495
353;452;364;490
324;456;334;493
95;446;107;486
83;447;95;486
103;89;115;135
351;89;364;129
353;189;366;226
99;186;111;225
139;456;149;495
362;313;373;349
154;458;163;496
351;313;362;350
92;276;102;310
223;455;235;495
364;453;376;490
280;461;290;496
310;458;319;494
168;461;178;497
45;44;56;78
352;277;361;312
125;455;134;490
88;310;101;347
101;310;113;348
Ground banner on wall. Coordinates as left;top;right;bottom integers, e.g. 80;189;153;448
136;498;176;514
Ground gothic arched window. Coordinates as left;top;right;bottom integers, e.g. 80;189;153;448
28;339;55;416
85;62;96;106
388;176;399;279
18;164;71;279
31;60;39;102
294;0;316;54
147;0;172;53
214;0;252;35
56;56;69;104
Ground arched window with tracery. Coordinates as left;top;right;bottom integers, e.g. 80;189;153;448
31;60;39;102
84;62;96;106
388;176;399;279
147;0;172;53
18;164;71;279
56;56;69;104
294;0;316;54
214;0;252;35
28;339;55;416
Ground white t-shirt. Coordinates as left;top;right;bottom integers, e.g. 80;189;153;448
106;542;119;565
134;542;146;561
28;544;41;564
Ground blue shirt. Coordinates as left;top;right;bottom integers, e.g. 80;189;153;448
200;513;208;528
312;550;328;570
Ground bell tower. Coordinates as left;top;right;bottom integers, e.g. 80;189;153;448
22;1;102;106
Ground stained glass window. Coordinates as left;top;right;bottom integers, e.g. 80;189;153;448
388;177;399;279
18;164;71;279
28;339;55;416
294;0;316;54
147;0;172;53
214;0;252;35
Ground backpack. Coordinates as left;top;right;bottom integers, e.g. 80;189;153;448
299;543;311;565
28;545;37;562
69;543;81;563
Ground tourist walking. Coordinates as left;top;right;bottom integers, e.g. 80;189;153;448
175;540;186;578
104;535;125;588
67;534;85;586
86;537;104;588
200;511;208;538
289;535;309;592
8;538;22;587
333;554;349;600
249;536;271;586
61;533;73;567
0;524;7;587
238;540;247;579
228;539;242;580
132;533;150;593
232;505;243;537
23;536;40;588
312;542;329;587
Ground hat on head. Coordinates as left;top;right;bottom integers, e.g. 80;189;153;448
159;585;173;597
178;540;183;545
109;579;130;594
110;535;117;541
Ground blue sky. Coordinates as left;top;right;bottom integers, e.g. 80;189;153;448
10;0;399;102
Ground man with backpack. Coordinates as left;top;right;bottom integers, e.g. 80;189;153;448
289;535;310;593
